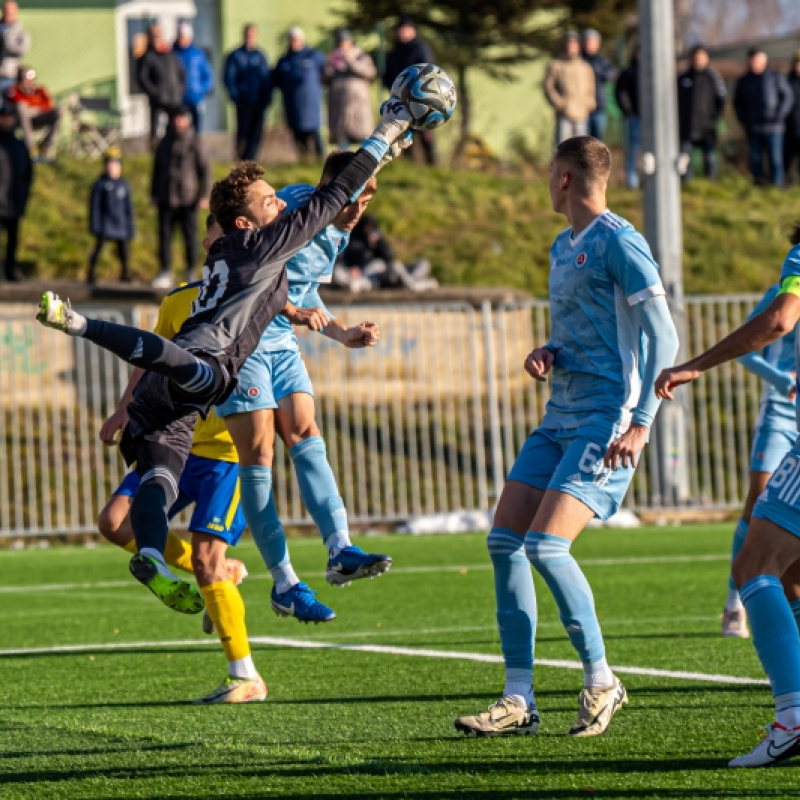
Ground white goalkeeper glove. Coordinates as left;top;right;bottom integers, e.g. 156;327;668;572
377;130;413;171
372;97;413;145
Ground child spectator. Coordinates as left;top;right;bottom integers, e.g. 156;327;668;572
87;148;134;284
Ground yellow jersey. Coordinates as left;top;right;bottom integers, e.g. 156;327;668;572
151;284;239;463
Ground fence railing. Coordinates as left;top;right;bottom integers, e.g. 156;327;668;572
0;295;768;537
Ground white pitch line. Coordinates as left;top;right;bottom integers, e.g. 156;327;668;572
0;553;731;594
0;635;769;686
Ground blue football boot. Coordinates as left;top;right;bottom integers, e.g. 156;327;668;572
325;545;393;587
270;581;336;624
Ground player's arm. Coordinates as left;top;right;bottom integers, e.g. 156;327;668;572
657;288;800;400
99;366;145;445
603;231;680;469
249;102;412;272
281;299;329;332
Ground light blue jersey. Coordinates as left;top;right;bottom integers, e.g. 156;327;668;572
739;282;797;433
778;244;800;430
543;210;666;433
258;184;349;353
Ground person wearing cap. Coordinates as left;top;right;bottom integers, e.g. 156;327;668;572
581;29;616;142
543;31;596;146
0;2;30;93
5;65;60;161
383;16;435;164
87;149;135;284
324;28;377;150
136;23;185;151
173;21;213;134
734;47;794;187
677;45;727;181
274;26;326;160
784;51;800;183
0;101;31;281
224;24;272;161
150;107;210;289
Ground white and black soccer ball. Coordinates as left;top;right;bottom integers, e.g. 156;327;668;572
390;63;457;131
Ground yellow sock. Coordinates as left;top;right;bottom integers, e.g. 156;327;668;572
199;580;251;663
163;532;194;573
122;540;137;554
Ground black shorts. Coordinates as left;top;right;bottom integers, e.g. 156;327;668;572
121;354;228;468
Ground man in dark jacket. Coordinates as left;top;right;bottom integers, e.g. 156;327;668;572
615;47;641;189
0;103;31;281
273;27;326;160
136;23;185;151
87;148;135;284
223;23;271;161
785;51;800;183
382;16;436;164
173;21;213;134
150;107;210;289
582;28;616;142
677;45;727;181
734;47;794;186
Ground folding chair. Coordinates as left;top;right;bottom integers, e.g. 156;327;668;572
66;94;122;159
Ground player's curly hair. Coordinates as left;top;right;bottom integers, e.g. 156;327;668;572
210;161;265;233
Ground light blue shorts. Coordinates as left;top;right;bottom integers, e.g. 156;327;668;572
750;426;797;474
113;454;246;545
752;440;800;536
215;349;314;417
506;424;636;521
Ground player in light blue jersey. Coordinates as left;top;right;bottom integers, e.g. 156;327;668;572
216;151;392;624
455;137;679;739
723;283;797;638
657;228;800;767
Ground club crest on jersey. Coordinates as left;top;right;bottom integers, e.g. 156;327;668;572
575;252;588;269
247;386;260;398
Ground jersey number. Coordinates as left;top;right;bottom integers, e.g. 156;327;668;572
192;260;230;316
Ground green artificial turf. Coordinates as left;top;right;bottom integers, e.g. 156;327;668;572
0;525;796;799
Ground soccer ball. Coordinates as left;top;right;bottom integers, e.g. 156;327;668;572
390;63;457;131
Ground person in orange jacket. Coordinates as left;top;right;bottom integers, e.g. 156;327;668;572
5;65;60;160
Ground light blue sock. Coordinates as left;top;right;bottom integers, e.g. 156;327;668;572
239;465;298;592
525;531;606;668
487;528;536;703
290;437;351;553
790;599;800;637
728;517;749;592
741;575;800;721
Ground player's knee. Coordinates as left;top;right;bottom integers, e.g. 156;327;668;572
237;445;274;467
97;503;129;546
191;543;228;585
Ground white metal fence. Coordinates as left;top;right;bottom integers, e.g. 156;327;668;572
0;295;771;537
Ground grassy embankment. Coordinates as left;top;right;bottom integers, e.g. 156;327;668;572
19;155;800;296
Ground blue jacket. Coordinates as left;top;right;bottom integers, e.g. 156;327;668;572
173;41;214;106
273;46;326;131
224;45;271;108
583;52;617;111
89;175;134;240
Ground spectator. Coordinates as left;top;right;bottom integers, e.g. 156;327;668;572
136;23;185;151
0;103;31;281
336;213;437;292
581;28;616;141
543;31;596;145
274;27;326;160
173;21;213;133
785;51;800;183
87;148;135;284
383;16;436;164
150;107;210;289
677;45;726;181
5;65;60;161
324;28;377;150
0;1;29;93
615;47;641;189
223;24;271;161
734;47;794;187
